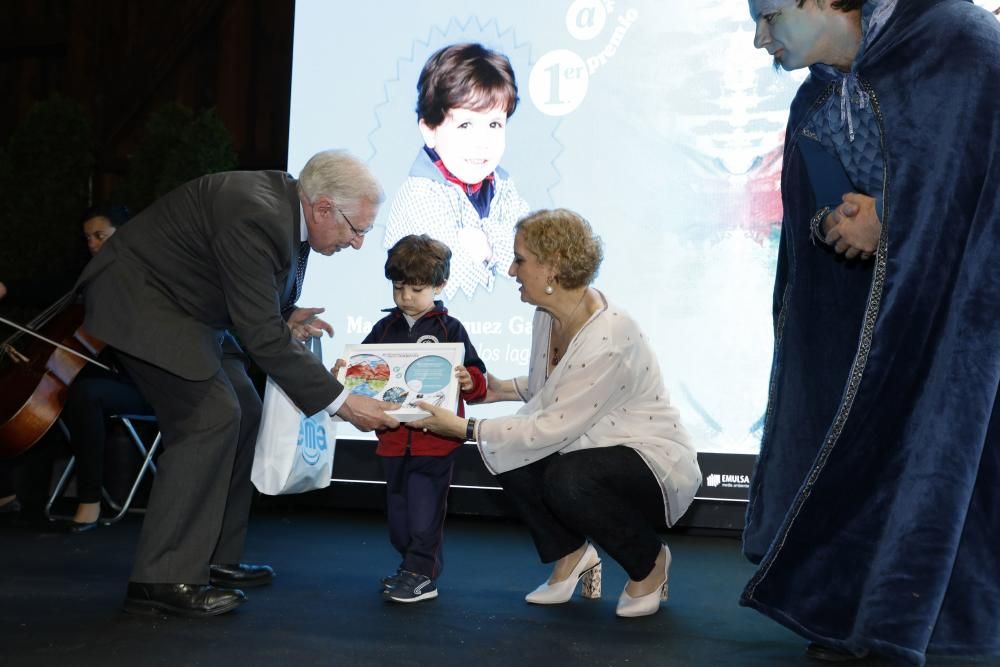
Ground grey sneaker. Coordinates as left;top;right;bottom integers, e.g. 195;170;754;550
382;570;438;603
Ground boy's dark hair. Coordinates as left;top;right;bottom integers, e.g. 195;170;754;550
416;43;519;128
385;234;451;287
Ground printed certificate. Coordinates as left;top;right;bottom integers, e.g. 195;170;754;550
336;342;465;421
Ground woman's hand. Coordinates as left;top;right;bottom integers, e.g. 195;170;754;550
481;372;521;404
409;402;467;439
330;358;346;377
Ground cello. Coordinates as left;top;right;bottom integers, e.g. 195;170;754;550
0;294;109;460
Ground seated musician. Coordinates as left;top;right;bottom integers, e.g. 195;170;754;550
0;205;152;532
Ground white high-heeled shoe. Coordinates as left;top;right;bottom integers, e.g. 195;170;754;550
525;543;602;604
616;544;670;618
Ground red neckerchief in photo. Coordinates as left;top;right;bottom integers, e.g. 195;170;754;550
424;146;495;219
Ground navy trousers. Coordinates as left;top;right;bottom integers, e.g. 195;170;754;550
380;449;458;580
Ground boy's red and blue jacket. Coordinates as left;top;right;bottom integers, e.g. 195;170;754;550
362;301;487;456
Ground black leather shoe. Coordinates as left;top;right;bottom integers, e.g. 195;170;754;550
124;582;246;618
209;563;275;588
806;642;869;662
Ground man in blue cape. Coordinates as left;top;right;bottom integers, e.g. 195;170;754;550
742;0;1000;663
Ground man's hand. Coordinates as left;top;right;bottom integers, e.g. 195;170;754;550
825;193;881;260
336;394;400;431
330;358;346;377
287;307;334;342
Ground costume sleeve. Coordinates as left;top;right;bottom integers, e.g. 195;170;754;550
798;135;859;246
799;136;853;210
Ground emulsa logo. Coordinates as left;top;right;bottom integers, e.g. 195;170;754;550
297;416;328;465
704;472;749;489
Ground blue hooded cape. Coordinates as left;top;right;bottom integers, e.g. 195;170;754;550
740;1;1000;664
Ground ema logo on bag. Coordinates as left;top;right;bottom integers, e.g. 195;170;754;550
297;416;328;465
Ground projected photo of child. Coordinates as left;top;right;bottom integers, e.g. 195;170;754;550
382;43;529;300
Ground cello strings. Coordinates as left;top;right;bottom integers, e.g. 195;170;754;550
0;290;77;351
0;315;111;372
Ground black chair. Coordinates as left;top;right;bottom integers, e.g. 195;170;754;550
45;414;162;525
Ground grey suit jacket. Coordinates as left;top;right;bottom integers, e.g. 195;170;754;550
78;170;342;415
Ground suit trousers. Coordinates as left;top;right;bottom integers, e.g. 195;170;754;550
114;347;262;583
380;448;458;580
497;446;665;582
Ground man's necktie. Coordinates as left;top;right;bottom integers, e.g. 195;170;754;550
283;241;311;313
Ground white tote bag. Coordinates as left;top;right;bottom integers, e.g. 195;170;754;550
251;338;336;495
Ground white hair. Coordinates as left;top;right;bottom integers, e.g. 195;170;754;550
297;150;384;208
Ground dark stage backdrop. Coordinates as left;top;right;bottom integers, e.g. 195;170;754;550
280;0;994;523
286;1;799;517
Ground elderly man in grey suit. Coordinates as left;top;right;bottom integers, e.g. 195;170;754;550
78;150;399;618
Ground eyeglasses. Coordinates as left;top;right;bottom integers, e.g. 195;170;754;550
335;205;371;239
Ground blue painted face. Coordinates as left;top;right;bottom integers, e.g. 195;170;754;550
748;0;832;72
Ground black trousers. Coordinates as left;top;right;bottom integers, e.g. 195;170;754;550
497;446;665;582
0;366;150;508
380;449;458;579
115;347;261;584
60;365;152;503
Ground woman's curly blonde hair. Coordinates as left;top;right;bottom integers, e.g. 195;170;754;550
515;209;603;289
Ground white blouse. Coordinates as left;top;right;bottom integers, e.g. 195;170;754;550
477;293;702;526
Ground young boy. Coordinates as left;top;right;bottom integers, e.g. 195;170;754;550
362;234;487;602
382;42;529;300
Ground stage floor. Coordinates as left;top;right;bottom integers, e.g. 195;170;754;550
0;508;990;666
